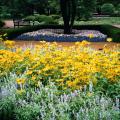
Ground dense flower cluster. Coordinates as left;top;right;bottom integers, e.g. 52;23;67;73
4;40;15;48
0;49;22;76
16;29;107;42
0;41;120;91
0;39;120;120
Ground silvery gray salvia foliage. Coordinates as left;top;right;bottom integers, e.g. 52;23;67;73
0;73;120;120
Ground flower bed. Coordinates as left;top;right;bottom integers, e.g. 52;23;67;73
0;41;119;92
16;29;107;42
0;40;120;120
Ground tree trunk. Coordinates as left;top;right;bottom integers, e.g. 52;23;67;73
60;0;76;34
70;0;76;30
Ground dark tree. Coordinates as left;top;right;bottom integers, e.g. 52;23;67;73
60;0;76;34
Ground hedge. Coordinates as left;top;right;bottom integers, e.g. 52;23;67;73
0;25;120;42
99;25;120;42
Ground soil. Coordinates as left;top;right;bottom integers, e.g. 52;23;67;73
14;41;120;50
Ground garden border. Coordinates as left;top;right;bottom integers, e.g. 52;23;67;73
0;25;120;42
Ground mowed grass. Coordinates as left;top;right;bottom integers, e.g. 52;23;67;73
59;17;120;25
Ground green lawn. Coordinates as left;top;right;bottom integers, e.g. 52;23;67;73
59;17;120;25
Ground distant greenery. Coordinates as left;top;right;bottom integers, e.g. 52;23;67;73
24;15;120;27
74;17;120;25
0;0;120;20
24;16;120;25
24;14;59;25
116;4;120;15
101;3;115;15
0;0;59;19
97;0;120;6
0;20;5;28
77;0;96;20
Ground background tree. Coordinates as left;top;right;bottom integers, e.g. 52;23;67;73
96;0;118;15
0;0;51;18
77;0;96;20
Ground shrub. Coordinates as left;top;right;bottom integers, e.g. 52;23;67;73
116;4;120;15
23;15;36;21
0;6;12;19
35;15;58;25
101;3;115;15
50;14;60;20
111;11;120;17
23;14;58;25
0;97;15;120
15;103;40;120
110;4;120;17
99;25;120;42
0;20;5;28
0;13;12;19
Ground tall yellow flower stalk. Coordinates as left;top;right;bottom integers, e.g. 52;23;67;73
4;40;15;49
0;41;120;91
